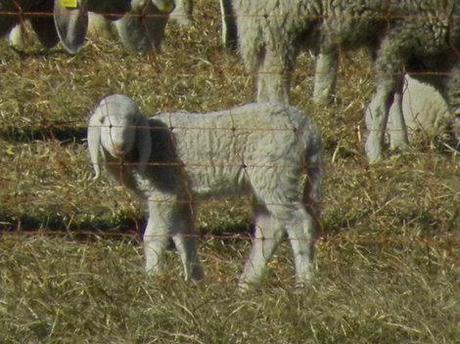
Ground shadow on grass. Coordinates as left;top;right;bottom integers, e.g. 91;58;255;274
0;125;87;144
0;211;255;244
11;46;70;60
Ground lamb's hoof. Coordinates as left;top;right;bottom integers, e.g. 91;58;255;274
237;280;252;292
390;139;410;152
365;141;383;164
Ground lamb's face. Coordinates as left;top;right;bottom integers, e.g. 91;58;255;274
99;114;137;159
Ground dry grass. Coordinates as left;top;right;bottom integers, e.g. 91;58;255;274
0;0;459;342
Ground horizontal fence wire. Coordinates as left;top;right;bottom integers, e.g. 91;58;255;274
3;10;460;20
1;6;459;250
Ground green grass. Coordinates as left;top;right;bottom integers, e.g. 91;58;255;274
0;0;459;342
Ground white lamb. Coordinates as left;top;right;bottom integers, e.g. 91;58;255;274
88;94;323;288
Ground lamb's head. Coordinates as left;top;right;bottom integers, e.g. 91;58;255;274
88;94;152;179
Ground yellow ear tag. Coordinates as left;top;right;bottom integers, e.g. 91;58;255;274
60;0;78;9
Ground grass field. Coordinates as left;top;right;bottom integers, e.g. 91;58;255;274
0;1;459;343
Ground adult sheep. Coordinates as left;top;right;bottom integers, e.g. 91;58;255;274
88;94;323;289
234;0;460;162
0;0;175;54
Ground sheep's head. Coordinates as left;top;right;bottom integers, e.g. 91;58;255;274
88;95;152;179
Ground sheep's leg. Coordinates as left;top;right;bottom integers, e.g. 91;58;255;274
388;90;409;151
143;202;171;275
313;50;339;105
365;81;394;163
170;0;193;26
219;0;237;51
365;35;407;163
257;50;292;104
239;211;285;290
8;24;24;49
284;206;318;287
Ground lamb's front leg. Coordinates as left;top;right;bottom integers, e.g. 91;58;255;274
172;232;204;282
143;201;171;276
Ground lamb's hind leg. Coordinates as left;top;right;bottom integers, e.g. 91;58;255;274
285;205;319;288
239;207;285;290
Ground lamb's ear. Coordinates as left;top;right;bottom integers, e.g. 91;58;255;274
88;112;102;179
135;115;152;174
29;0;60;49
54;0;88;54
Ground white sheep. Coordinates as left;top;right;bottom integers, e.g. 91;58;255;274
233;0;460;162
0;0;175;54
88;94;323;288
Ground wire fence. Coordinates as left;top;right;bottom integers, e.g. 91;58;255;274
1;3;459;252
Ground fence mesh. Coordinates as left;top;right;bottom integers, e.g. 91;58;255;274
0;2;458;255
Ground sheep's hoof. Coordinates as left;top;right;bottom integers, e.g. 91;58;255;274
190;265;205;282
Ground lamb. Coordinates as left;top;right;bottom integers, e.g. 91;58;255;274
88;94;323;288
388;75;453;144
233;0;460;162
0;0;174;54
